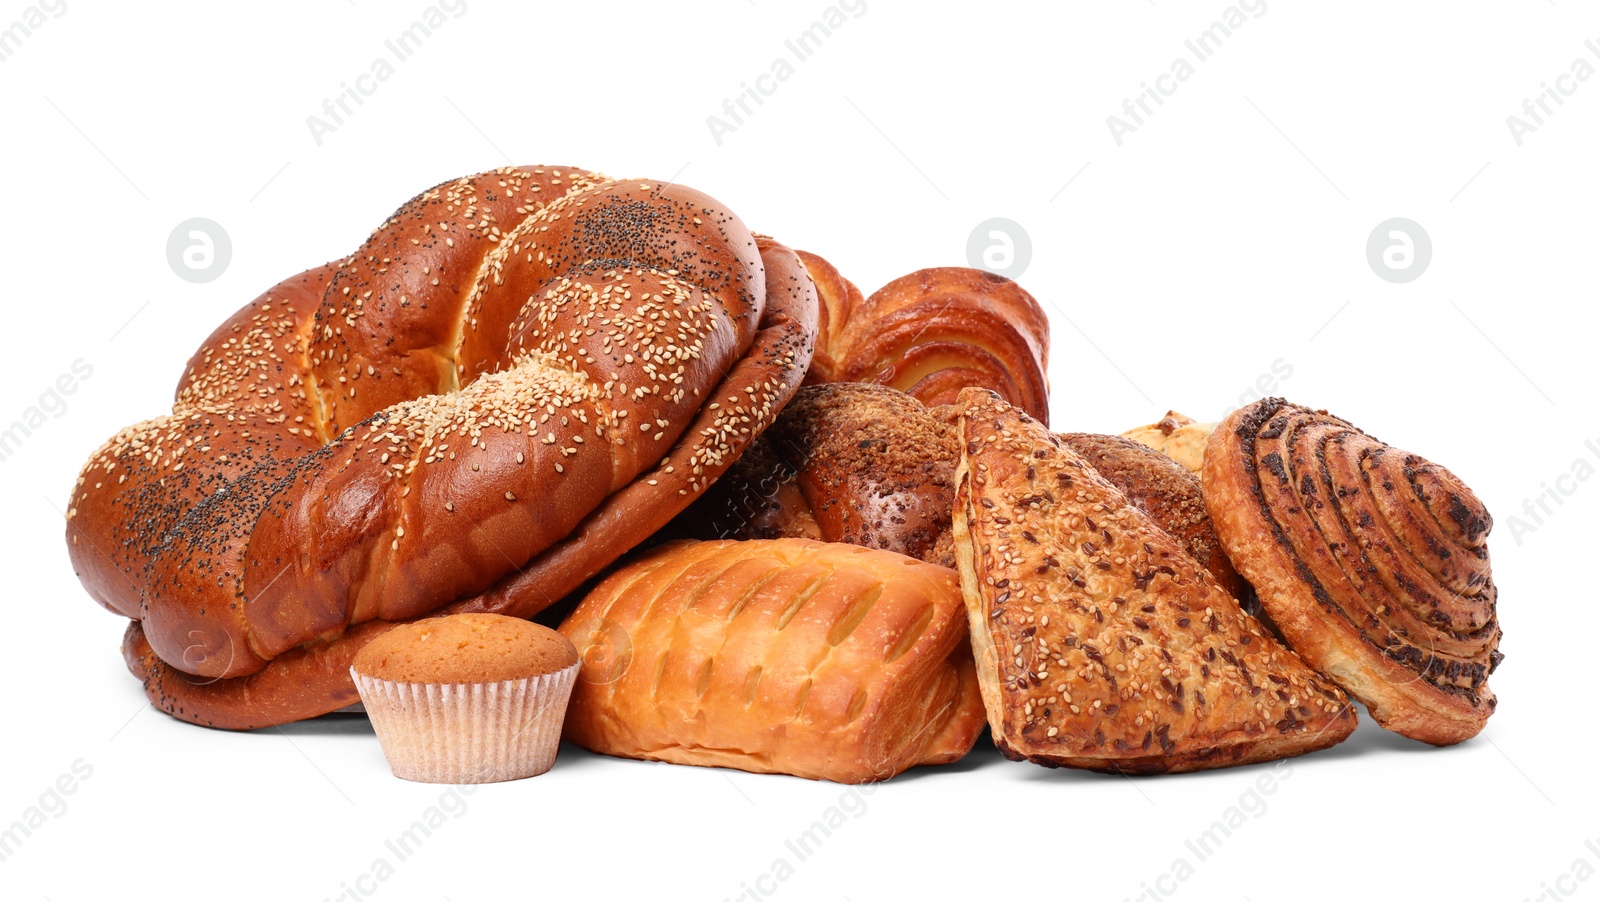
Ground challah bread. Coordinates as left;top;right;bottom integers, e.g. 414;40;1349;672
796;252;1050;423
122;618;397;730
445;235;817;621
69;263;337;621
559;539;986;783
68;166;817;726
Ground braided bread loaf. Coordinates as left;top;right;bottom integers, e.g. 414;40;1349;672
796;252;1050;423
66;167;817;728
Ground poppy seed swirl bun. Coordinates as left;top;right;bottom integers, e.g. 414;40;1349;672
1203;398;1501;745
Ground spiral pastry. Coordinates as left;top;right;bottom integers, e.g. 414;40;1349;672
795;252;1050;424
1202;398;1501;745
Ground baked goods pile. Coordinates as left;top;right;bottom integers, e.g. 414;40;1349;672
66;165;1501;783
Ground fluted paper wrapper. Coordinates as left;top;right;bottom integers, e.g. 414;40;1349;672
351;662;579;784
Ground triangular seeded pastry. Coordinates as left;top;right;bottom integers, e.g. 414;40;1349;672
950;390;1356;773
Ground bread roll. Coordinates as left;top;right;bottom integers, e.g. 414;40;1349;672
675;387;1242;597
797;253;1051;423
673;383;958;566
559;539;985;783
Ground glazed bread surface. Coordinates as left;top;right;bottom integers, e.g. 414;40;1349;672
559;538;986;783
69;166;818;728
797;253;1051;423
674;383;959;566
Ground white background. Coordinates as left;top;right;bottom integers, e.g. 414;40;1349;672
2;2;1595;900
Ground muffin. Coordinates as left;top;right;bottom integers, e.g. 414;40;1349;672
351;613;580;783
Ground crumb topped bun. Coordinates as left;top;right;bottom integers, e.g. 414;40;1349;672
353;613;577;685
352;613;580;783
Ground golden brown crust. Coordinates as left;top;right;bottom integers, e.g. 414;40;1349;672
352;613;577;684
122;619;397;730
1202;398;1500;745
794;250;863;385
674;391;1247;600
69;167;818;727
558;539;985;783
443;236;817;620
797;254;1051;424
952;390;1356;774
1121;411;1216;474
672;383;959;566
1059;433;1246;601
67;265;335;621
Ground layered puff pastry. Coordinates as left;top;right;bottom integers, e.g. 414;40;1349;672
558;538;986;783
951;390;1356;774
1203;398;1500;745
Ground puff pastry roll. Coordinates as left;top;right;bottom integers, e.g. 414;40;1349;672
559;539;985;782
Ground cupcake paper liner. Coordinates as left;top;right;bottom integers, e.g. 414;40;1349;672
352;661;580;784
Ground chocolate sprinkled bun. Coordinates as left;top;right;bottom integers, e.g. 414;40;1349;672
1203;398;1502;746
674;383;959;566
